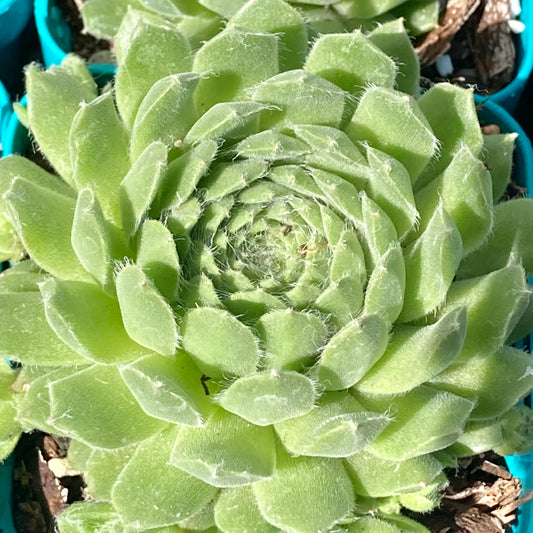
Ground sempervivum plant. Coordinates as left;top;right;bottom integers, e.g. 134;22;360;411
79;0;439;49
1;2;533;532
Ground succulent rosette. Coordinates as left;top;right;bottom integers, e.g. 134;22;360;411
0;2;532;532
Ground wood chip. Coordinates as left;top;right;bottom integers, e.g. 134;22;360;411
415;0;482;66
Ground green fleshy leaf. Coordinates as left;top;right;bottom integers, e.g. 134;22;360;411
364;147;418;240
363;243;405;324
251;70;348;130
393;0;439;35
333;0;407;18
70;92;130;225
112;427;216;529
84;443;138;500
156;140;217;210
116;264;178;356
219;370;316;425
15;366;79;435
0;290;86;366
214;486;279;533
81;0;142;39
360;193;398;269
414;145;493;256
40;278;148;364
495;405;533;456
119;353;209;426
26;57;98;184
57;502;124;533
224;289;286;323
120;141;168;238
346;86;437;183
457;198;533;278
49;365;168;448
317;313;388;390
345;451;444;498
180;274;223;310
275;391;389;457
431;346;533;420
398;204;462;322
184;102;273;146
446;419;504;457
355;307;466;395
305;31;396;96
193;28;279;113
197;0;246;17
170;408;275;487
229;0;308;70
4;176;91;282
181;307;259;377
72;188;119;290
482;133;516;202
130;73;200;160
368;18;420;95
115;9;193;129
416;83;483;187
314;276;364;329
201;160;268;202
362;385;474;461
256;309;328;370
253;445;354;533
442;265;529;358
232;130;310;163
137;219;180;301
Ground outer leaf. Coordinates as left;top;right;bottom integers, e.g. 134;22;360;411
457;198;533;278
4;177;91;282
136;219;180;301
368;18;420;95
56;502;124;533
305;32;396;96
0;290;86;366
229;0;308;70
274;391;390;457
40;278;147;364
214;486;279;533
346;86;437;183
253;445;354;533
362;386;474;461
345;451;444;497
49;365;168;448
70;92;130;225
355;307;467;395
119;353;209;426
120;141;168;238
170;408;275;487
112;427;216;529
116;264;178;356
441;265;529;358
398;204;462;322
431;346;533;420
115;9;193;129
193;28;279;113
130;73;201;160
26;58;98;184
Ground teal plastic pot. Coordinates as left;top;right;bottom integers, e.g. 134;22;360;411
34;0;115;76
0;0;33;97
489;0;533;113
0;80;11;148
